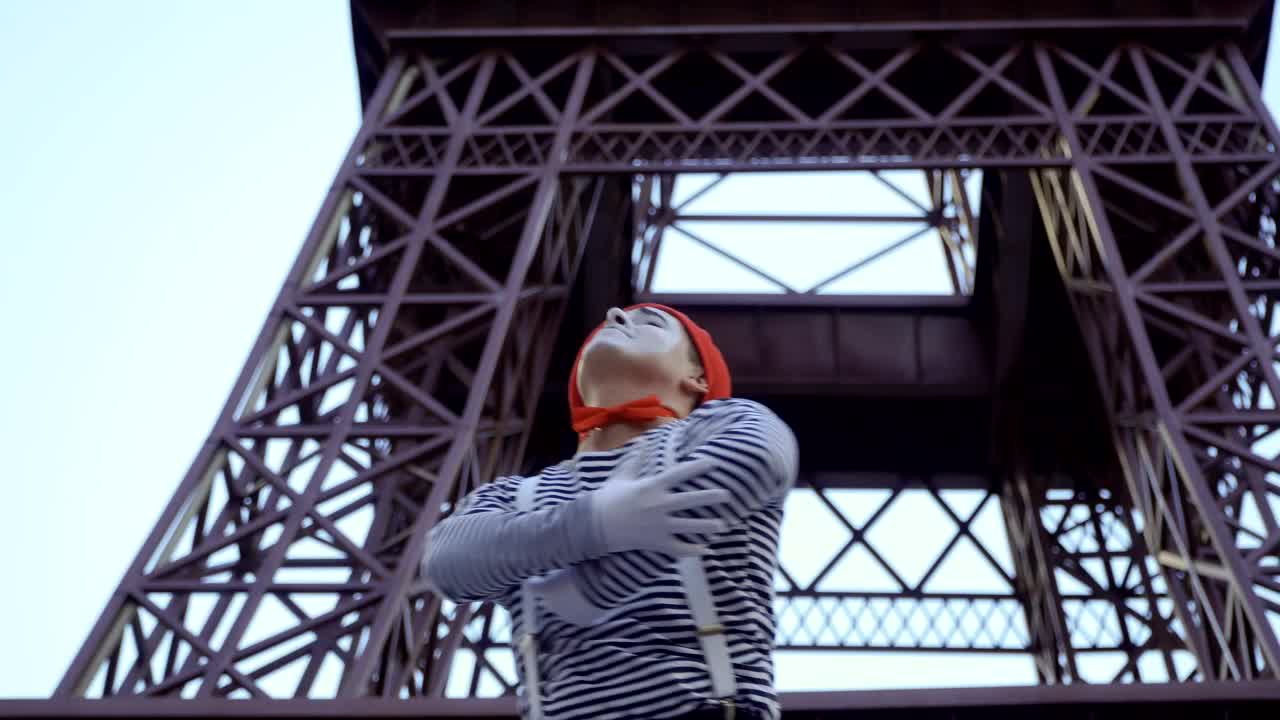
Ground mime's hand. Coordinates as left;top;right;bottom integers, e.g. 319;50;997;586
528;457;730;626
589;457;729;557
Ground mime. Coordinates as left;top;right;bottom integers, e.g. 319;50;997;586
424;303;798;720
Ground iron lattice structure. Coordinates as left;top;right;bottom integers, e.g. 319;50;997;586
32;3;1280;717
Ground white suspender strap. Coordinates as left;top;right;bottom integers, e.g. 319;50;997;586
676;556;738;706
515;476;544;720
661;425;738;714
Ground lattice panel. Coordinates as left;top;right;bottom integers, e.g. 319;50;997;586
352;43;1072;175
1042;488;1193;682
769;480;1025;652
775;596;1027;651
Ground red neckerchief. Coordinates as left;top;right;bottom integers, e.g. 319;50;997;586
571;395;677;437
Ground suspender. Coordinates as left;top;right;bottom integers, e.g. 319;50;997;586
515;476;544;720
677;556;738;715
663;427;739;715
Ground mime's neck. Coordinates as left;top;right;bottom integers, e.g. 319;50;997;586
575;417;674;455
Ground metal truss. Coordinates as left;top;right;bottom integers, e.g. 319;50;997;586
1003;475;1187;683
772;477;1024;654
59;27;1280;702
354;41;1270;176
1030;44;1280;680
630;169;979;297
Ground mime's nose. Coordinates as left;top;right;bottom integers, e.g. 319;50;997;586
605;307;630;328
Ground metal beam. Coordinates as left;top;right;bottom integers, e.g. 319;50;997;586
12;681;1280;718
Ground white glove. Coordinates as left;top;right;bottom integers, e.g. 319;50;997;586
527;568;610;626
589;457;730;557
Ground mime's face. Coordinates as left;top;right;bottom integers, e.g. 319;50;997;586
576;306;701;401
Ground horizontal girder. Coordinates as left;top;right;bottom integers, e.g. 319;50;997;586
10;680;1280;717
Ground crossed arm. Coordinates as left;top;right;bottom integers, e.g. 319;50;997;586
420;474;603;602
421;399;798;611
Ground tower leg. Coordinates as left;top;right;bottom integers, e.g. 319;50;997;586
58;49;606;699
1032;41;1280;679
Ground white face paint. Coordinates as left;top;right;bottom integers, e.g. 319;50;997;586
576;306;699;401
588;306;685;356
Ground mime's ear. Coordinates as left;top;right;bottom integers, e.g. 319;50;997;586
680;374;709;395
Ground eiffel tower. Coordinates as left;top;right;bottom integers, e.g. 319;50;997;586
11;2;1280;718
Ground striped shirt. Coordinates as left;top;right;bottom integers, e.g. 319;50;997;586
423;398;798;720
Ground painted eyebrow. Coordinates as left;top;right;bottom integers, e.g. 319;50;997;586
637;308;668;324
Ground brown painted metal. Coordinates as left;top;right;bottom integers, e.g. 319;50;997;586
50;2;1280;711
661;307;990;396
1002;473;1186;682
1029;40;1280;678
13;681;1280;718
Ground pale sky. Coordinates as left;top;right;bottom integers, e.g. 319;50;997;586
0;1;1277;700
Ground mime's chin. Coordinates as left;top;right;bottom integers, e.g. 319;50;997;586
583;333;635;356
580;341;662;376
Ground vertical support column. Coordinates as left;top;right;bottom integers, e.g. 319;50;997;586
1002;463;1078;683
1031;41;1280;679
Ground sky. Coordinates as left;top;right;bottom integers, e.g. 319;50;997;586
0;0;1277;700
0;1;361;697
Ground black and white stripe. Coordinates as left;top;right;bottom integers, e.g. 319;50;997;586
424;398;798;720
